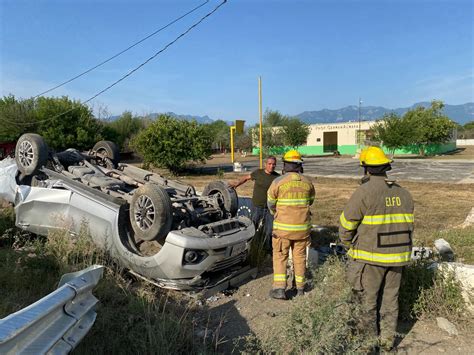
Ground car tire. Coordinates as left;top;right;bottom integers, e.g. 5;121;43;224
202;180;238;217
129;184;172;242
15;133;48;176
92;140;120;168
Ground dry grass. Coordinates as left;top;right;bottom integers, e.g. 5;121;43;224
0;216;209;354
431;145;474;160
179;174;474;248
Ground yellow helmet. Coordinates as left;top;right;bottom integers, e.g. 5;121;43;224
363;146;392;166
359;148;368;166
283;149;303;163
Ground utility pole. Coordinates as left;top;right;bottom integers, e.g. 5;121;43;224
358;98;362;147
259;77;263;169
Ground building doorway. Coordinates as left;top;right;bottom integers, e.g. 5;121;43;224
323;131;338;152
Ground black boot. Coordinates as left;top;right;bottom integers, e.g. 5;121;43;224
269;288;287;300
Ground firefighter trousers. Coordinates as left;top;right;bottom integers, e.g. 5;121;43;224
272;236;308;289
347;260;403;348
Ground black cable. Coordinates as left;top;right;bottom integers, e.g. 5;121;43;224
33;0;209;98
3;0;228;126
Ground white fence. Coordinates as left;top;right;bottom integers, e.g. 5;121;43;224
457;139;474;146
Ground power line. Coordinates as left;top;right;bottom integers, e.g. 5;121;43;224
33;0;210;98
3;0;228;126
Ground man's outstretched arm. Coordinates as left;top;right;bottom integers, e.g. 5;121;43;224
228;174;251;189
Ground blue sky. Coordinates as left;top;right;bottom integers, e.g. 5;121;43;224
1;0;473;123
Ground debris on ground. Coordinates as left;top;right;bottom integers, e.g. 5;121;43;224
461;207;474;228
436;317;459;336
206;295;220;303
412;246;434;260
434;238;455;261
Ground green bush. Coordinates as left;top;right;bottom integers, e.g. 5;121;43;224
400;260;466;321
132;115;212;174
412;267;466;320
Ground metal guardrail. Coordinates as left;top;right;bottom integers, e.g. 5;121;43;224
0;265;104;354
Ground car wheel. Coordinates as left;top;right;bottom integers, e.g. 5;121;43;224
92;140;120;168
202;180;238;217
15;133;48;176
129;184;172;242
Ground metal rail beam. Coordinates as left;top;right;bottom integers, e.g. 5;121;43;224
0;265;104;354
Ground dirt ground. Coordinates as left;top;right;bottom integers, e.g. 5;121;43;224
192;266;474;354
178;173;474;353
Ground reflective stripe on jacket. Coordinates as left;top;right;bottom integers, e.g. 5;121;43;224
338;175;414;267
267;172;315;240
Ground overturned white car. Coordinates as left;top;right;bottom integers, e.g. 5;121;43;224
7;133;254;290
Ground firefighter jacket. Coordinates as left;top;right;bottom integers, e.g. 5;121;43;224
267;172;315;240
339;175;414;267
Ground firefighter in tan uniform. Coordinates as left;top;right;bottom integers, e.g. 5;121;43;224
339;146;414;351
267;150;315;300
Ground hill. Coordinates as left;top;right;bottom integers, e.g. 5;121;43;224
296;102;474;125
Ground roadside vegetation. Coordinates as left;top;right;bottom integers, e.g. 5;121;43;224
1;172;473;352
373;100;457;156
0;206;208;354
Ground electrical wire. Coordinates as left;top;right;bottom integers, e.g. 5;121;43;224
33;0;210;98
2;0;228;126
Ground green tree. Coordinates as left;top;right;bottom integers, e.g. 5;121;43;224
0;95;103;150
280;117;310;148
373;101;456;156
372;113;413;154
131;115;212;174
264;109;287;126
205;119;230;151
102;111;143;151
0;95;37;141
458;121;474;139
255;109;287;153
464;121;474;130
35;96;103;151
235;129;253;153
403;101;456;156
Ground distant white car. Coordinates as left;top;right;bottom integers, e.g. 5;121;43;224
12;133;255;290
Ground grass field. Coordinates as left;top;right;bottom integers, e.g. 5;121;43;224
180;173;474;261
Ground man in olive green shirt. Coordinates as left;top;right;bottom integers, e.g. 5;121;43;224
229;156;279;250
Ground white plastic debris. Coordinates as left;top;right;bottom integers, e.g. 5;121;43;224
411;246;433;260
233;162;243;172
436;317;458;336
434;239;455;261
206;295;219;303
0;157;18;203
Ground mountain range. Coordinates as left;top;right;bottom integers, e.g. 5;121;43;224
144;112;214;124
109;103;473;125
296;102;474;125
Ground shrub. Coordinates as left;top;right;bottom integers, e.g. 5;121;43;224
399;260;466;321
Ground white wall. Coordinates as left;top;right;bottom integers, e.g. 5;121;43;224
306;121;375;146
456;139;474;146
